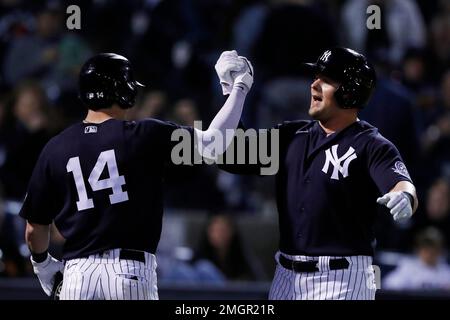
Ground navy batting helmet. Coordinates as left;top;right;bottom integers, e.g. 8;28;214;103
304;47;376;109
79;53;144;110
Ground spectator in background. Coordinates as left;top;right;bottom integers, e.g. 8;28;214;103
421;71;450;179
0;184;27;277
0;0;35;89
383;227;450;290
2;4;62;87
341;0;426;66
397;48;440;134
232;1;269;58
359;76;420;174
397;49;441;130
2;2;91;103
409;178;450;248
0;81;57;200
399;48;428;92
131;0;222;121
172;98;200;126
192;214;264;282
427;10;450;81
128;90;169;121
0;94;14;172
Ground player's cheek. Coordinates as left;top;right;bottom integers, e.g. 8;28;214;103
323;88;334;104
325;83;335;95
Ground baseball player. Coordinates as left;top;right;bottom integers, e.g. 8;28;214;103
19;51;254;300
219;47;418;300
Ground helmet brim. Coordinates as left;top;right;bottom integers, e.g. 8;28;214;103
135;81;145;88
301;62;325;75
302;62;344;84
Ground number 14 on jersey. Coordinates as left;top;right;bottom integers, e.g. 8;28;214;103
66;149;129;211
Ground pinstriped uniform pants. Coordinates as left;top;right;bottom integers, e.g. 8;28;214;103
269;251;376;300
60;249;158;300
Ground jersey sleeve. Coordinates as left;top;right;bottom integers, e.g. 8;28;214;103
367;134;413;194
19;144;57;225
157;120;194;155
136;118;194;163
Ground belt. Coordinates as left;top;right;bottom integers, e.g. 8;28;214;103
119;249;146;263
279;255;349;273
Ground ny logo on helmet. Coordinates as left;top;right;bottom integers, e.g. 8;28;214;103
320;50;332;62
322;144;357;180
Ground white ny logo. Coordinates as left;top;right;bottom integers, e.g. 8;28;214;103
320;50;332;62
322;144;357;180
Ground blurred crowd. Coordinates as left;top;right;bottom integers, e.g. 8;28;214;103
0;0;450;291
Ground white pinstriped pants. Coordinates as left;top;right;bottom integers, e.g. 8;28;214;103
269;252;376;300
60;249;158;300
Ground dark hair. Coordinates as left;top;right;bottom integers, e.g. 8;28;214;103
195;214;253;280
415;227;445;249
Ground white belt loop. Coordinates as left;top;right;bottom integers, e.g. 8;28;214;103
318;256;330;272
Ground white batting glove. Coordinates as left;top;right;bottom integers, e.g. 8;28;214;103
377;191;413;222
215;50;246;95
233;56;254;92
31;254;65;296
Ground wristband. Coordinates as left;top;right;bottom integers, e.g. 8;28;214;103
31;250;48;263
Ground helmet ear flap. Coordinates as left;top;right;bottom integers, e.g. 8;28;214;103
116;80;138;109
334;85;350;109
334;82;362;109
113;79;128;108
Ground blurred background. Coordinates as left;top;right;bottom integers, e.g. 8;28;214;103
1;0;450;299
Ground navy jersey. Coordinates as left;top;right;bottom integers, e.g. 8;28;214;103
220;120;413;256
19;118;193;260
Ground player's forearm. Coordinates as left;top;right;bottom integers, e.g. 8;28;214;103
390;181;418;213
194;86;247;159
207;86;247;132
25;222;50;254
